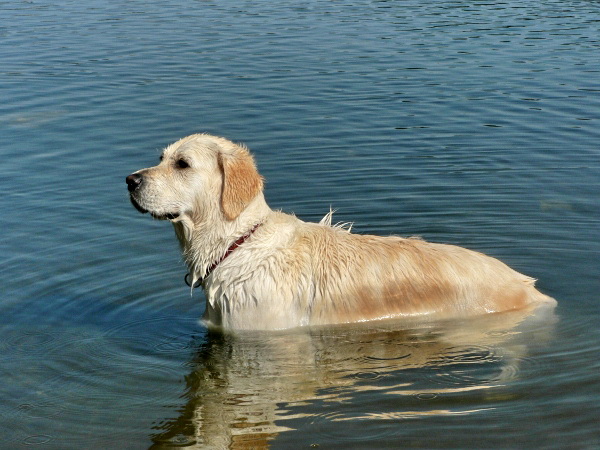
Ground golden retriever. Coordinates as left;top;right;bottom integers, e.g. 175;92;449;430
126;134;555;330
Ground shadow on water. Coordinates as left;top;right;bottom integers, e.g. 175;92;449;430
150;304;557;448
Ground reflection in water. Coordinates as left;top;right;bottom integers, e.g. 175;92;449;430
150;304;556;448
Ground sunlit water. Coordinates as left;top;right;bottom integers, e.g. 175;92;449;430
1;0;599;448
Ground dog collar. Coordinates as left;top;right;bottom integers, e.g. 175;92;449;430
185;222;262;289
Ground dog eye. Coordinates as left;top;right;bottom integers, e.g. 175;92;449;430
176;159;189;169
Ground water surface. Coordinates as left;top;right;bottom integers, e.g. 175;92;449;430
1;0;599;448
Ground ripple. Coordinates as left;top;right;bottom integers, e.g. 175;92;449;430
153;434;198;447
414;392;438;400
309;410;398;441
15;317;197;416
29;362;186;416
352;371;383;381
10;332;55;349
435;345;501;365
22;435;53;446
428;345;508;388
17;402;64;419
4;331;57;356
103;316;196;340
8;362;169;419
63;315;200;364
154;340;194;353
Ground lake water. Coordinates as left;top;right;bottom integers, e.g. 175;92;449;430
1;0;599;448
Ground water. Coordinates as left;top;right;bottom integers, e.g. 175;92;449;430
1;0;599;448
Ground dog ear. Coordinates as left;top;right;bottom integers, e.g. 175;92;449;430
218;149;264;221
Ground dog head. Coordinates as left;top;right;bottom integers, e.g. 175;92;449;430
126;134;264;223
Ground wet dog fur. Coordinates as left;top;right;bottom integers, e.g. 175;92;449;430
127;134;555;330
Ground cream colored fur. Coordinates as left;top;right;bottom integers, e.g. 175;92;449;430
128;134;556;330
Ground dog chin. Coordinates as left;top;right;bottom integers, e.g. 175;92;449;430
129;197;179;221
129;196;148;214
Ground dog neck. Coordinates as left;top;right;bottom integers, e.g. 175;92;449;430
173;193;271;285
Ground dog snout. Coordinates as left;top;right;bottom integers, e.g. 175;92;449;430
126;173;142;192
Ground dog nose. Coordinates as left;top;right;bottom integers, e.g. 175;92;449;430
126;173;142;192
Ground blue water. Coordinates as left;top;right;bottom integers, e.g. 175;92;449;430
1;0;599;448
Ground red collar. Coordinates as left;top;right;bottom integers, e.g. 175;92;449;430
185;223;262;288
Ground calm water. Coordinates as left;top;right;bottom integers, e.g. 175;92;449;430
1;0;599;448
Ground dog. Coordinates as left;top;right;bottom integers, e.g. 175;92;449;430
126;134;556;330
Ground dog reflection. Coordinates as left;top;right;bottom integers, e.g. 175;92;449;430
150;305;556;449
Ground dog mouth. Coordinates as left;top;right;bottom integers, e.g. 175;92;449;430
129;196;180;221
151;212;180;221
